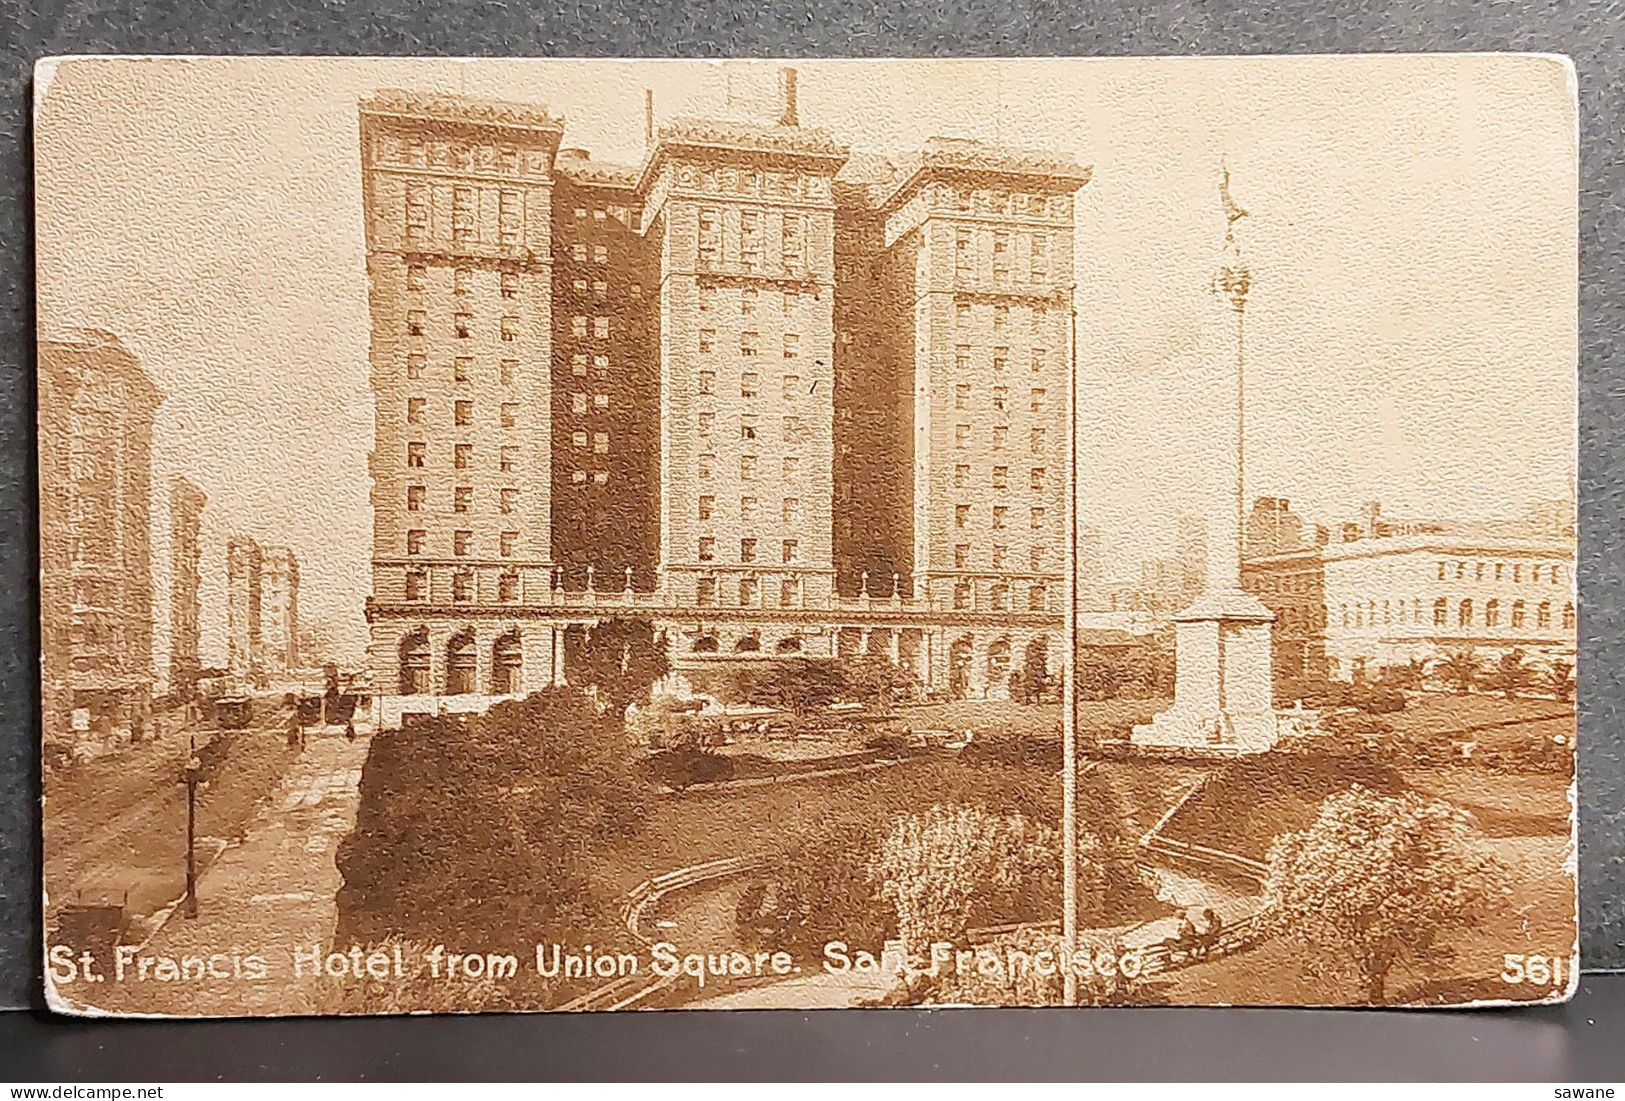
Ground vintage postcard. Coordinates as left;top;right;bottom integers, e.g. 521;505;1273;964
35;55;1577;1014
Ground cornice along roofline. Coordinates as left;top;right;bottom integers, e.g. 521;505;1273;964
877;137;1093;212
359;89;566;136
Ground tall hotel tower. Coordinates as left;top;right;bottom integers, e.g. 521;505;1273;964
360;93;566;706
359;76;1090;718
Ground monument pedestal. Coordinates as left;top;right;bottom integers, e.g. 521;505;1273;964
1132;588;1297;755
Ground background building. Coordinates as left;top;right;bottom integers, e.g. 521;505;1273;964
39;330;162;743
225;536;264;680
260;545;301;675
1242;497;1576;684
167;476;207;700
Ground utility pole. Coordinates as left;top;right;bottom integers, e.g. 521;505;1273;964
182;732;201;918
1062;281;1080;1006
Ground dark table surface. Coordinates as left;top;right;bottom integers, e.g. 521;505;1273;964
3;973;1624;1081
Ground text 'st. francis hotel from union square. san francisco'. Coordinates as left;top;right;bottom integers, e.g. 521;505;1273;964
359;72;1090;722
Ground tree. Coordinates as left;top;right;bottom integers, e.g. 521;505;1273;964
1431;647;1481;695
872;803;1100;959
335;686;647;950
747;658;845;720
1489;649;1533;700
1379;658;1427;692
845;654;920;711
1264;785;1508;1005
1542;659;1575;703
572;618;671;715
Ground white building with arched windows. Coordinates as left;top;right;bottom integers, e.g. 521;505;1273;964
1242;531;1576;685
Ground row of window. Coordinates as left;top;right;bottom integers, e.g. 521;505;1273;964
404;529;522;558
407;310;522;341
697;370;810;399
404;398;522;428
696;329;802;358
700;284;815;315
404;183;523;248
948;545;1050;570
950;581;1049;612
954;467;1049;491
955;384;1048;413
404;485;522;514
405;265;521;298
403;569;519;603
406;442;519;470
1315;597;1577;632
697;495;804;523
936;185;1068;220
405;355;520;384
696;575;804;608
1436;560;1567;585
569;204;634;223
697;413;807;443
955;301;1053;331
954;425;1049;456
698;537;801;565
564;242;614;264
561;277;643;301
696;209;807;272
953;503;1042;531
953;228;1052;285
955;345;1050;374
693;453;803;480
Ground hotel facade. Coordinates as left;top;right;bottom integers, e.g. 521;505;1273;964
358;82;1089;718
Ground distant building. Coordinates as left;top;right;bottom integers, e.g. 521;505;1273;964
226;537;264;680
39;330;162;742
168;476;207;699
260;545;301;674
1175;513;1208;602
1077;525;1107;610
1246;496;1313;559
1243;503;1576;683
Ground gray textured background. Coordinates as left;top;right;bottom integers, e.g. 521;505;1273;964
0;0;1619;1015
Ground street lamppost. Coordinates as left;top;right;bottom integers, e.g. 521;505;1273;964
1062;280;1081;1006
181;734;202;918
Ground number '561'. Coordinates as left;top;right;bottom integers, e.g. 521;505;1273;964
1501;953;1567;986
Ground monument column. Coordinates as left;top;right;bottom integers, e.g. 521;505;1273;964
1132;166;1295;755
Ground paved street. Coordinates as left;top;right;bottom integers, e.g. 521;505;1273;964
80;731;370;1017
45;706;297;925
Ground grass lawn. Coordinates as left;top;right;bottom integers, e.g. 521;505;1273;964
1385;693;1575;743
594;752;1205;897
1400;767;1572;836
894;697;1167;741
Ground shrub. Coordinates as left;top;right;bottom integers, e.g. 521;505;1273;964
1265;785;1509;1005
646;747;734;790
737;815;891;954
873;804;1090;958
1352;687;1407;715
335;687;646;952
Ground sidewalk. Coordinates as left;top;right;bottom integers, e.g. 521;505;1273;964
88;732;371;1017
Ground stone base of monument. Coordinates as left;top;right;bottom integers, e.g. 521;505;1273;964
1130;587;1322;756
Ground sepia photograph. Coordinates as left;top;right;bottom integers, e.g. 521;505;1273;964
33;54;1578;1016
